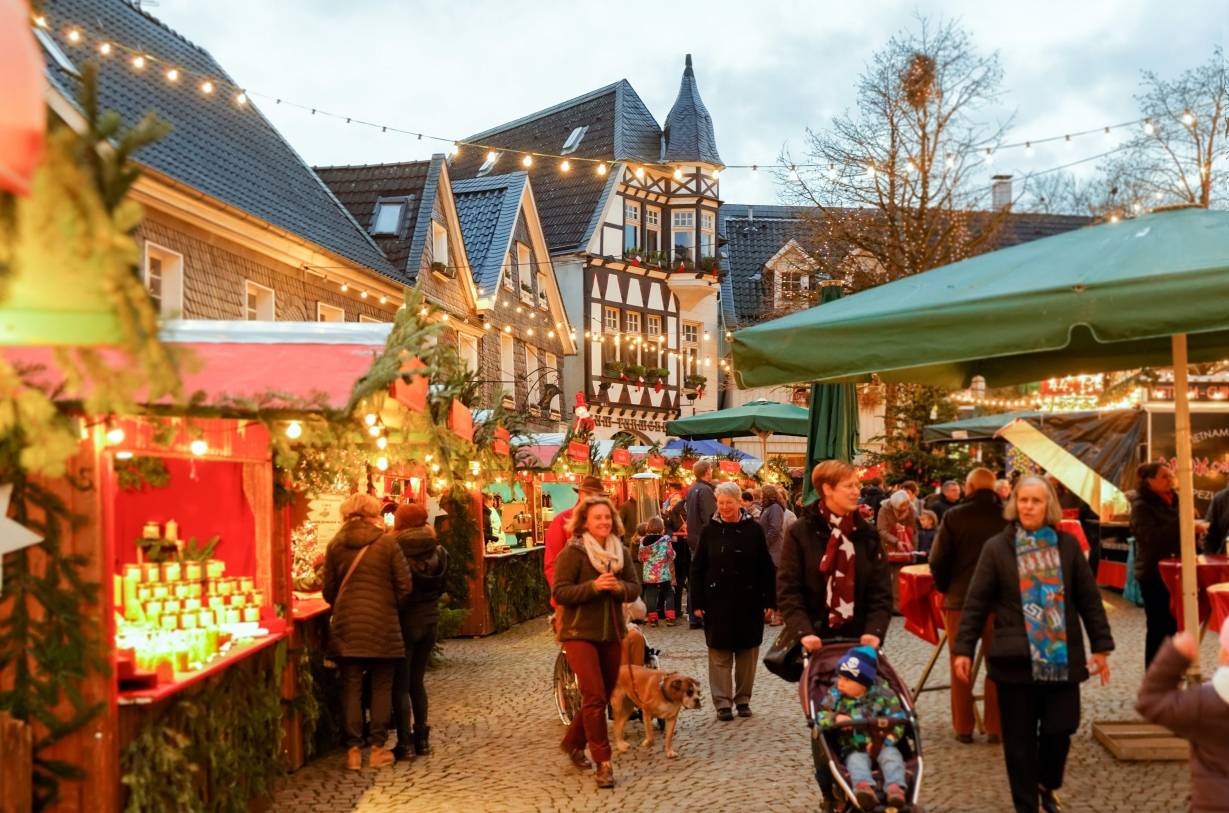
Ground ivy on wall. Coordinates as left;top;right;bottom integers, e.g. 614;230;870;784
484;549;550;633
120;641;287;813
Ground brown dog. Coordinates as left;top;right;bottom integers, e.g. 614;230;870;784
611;664;703;759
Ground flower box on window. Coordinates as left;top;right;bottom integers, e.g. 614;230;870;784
431;260;454;279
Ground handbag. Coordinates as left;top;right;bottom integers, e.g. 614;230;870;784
763;623;805;683
324;542;372;665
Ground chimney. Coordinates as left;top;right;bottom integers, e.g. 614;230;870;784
747;206;754;222
991;174;1013;211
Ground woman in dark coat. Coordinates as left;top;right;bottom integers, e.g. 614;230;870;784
955;476;1114;813
390;502;450;762
690;481;776;721
322;493;413;771
777;460;893;655
1130;461;1181;667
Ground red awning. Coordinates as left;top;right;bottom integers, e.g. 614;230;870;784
6;341;383;411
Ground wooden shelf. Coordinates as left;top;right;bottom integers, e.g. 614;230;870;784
118;629;286;706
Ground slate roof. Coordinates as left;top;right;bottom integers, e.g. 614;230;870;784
720;204;1093;329
451;173;529;294
315;159;435;277
661;55;722;166
450;80;662;254
38;0;397;279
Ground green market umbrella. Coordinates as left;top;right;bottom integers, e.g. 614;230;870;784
802;286;860;504
665;398;809;460
923;410;1043;444
732;205;1229;673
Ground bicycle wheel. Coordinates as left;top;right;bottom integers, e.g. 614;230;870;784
553;648;582;725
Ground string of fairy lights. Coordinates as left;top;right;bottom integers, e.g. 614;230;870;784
31;11;1205;186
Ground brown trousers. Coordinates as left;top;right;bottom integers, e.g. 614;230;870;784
944;609;1001;737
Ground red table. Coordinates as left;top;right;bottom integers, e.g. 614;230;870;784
1058;518;1090;555
898;564;945;645
1158;555;1229;630
1209;583;1229;638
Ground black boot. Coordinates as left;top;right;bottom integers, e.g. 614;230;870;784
413;725;431;756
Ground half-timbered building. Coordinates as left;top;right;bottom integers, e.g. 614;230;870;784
449;55;724;444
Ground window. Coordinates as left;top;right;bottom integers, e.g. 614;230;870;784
673;210;695;261
646;314;661;336
604;306;620;333
459;334;480;373
646;207;661;253
370;201;405;236
317;303;344;322
779;270;809;302
477;151;500;176
244;281;274;321
432;221;448;267
536;271;548;307
700;211;716;258
682;321;701;376
516;243;534;303
624;311;641;336
500;333;515;387
623;201;641;253
561;126;588;155
143;243;183;319
682;322;699;346
544;352;560;413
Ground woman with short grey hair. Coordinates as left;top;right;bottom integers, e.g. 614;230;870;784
954;475;1114;813
690;479;776;720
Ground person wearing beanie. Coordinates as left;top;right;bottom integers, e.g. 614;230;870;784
816;646;910;809
390;501;449;762
1136;618;1229;812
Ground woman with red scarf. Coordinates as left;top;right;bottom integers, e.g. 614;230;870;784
777;460;893;656
1130;461;1182;667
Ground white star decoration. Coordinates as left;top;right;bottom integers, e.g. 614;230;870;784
839;539;855;557
425;494;448;525
0;484;43;594
835;598;855;619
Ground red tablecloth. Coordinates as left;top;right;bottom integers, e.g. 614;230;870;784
1209;583;1229;637
1057;518;1090;554
1158;555;1229;629
898;564;945;645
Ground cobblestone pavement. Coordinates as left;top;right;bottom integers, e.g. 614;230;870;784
273;591;1217;812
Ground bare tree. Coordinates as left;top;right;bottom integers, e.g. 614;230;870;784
778;17;1010;291
1017;171;1109;216
1101;48;1229;211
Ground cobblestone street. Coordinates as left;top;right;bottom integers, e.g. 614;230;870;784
273;591;1216;812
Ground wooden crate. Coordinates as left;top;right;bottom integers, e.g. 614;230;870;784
1093;720;1190;761
0;712;32;813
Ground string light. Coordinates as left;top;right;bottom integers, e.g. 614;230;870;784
236;91;248;106
33;14;47;27
340;281;349;292
364;413;378;426
367;425;382;438
1182;110;1195;126
98;41;112;56
634;167;645;180
522;154;533;167
106;426;126;445
360;290;368;299
1143;119;1155;135
165;68;179;82
67;28;81;43
201;80;215;95
189;439;208;456
597;163;607;176
376;456;389;471
376;436;388;450
132;54;146;70
285;421;303;439
560;159;570;172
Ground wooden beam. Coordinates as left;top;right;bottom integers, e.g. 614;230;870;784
1172;333;1201;679
0;712;32;813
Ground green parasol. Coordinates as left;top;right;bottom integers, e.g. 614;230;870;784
802;286;860;504
665;398;809;461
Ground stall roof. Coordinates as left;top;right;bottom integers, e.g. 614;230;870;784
923;411;1045;444
662;438;752;459
6;320;388;412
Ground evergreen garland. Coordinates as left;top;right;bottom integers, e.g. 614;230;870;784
114;455;171;491
120;641;287;813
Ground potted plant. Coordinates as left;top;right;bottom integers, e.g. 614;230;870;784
625;364;646;380
698;255;721;274
602;360;625;379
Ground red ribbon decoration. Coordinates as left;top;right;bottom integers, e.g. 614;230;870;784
390;355;428;413
449;399;473;442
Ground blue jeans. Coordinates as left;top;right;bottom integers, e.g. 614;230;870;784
643;581;675;618
846;745;906;789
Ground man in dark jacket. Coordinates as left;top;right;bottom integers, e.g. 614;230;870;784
929;467;1008;743
859;477;887;517
1202;483;1229;555
684;460;717;628
931;480;963;523
322;493;413;770
391;503;449;761
1137;626;1229;813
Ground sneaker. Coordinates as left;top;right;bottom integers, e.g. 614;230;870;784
885;783;907;806
736;704;752;718
716;708;734;722
854;781;878;809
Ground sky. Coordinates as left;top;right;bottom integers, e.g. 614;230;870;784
143;0;1227;205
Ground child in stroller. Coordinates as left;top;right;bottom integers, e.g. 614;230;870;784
816;647;909;810
804;641;924;813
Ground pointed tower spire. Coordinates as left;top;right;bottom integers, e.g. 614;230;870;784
661;54;722;166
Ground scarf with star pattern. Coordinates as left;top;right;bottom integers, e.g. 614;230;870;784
816;501;857;629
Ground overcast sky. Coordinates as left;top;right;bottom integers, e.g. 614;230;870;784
147;0;1226;205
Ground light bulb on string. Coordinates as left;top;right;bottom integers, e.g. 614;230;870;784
340;281;349;292
236;92;248;106
634;167;645;180
201;80;215;95
368;425;382;438
673;168;683;181
376;436;388;450
67;29;81;43
166;68;179;82
376;456;389;471
364;413;378;426
522;154;533;167
99;42;112;56
285;421;303;439
131;55;146;70
106;426;126;445
560;159;570;172
597;163;607;176
190;439;208;456
1143;119;1155;135
1182;110;1195;126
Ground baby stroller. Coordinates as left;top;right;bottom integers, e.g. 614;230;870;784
802;640;925;813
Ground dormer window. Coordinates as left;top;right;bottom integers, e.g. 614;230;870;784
477;151;500;176
370;196;411;236
561;126;588;155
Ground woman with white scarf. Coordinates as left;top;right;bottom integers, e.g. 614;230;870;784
552;495;641;789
